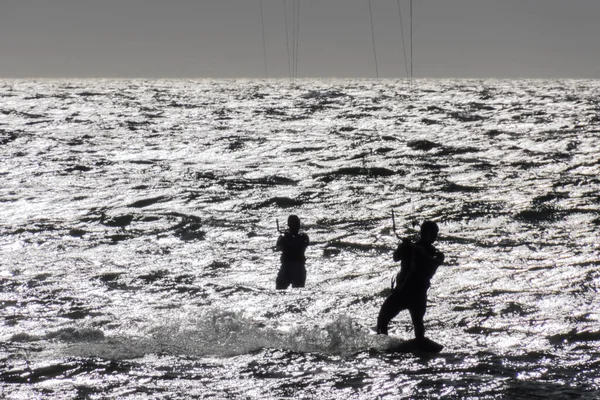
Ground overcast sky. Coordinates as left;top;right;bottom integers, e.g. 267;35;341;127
1;0;599;79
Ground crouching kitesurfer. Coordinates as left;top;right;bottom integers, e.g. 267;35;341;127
376;220;445;339
275;215;310;289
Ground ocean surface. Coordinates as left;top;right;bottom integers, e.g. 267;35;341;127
1;78;599;399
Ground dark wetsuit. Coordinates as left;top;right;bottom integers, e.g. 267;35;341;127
276;231;309;289
377;238;444;338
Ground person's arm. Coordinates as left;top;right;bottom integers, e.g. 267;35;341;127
276;234;285;251
393;245;402;262
411;243;444;267
393;239;410;262
432;249;445;266
392;241;412;290
394;264;411;290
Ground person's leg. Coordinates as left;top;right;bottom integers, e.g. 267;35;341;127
377;291;406;335
409;303;426;339
291;265;306;288
275;267;291;290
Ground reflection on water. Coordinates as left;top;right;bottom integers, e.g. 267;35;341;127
0;78;599;398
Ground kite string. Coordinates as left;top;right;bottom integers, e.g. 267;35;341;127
397;0;409;79
260;0;268;78
283;0;291;78
368;0;379;78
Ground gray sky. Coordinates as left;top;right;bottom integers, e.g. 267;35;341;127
1;0;599;79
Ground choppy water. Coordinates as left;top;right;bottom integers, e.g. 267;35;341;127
1;78;599;399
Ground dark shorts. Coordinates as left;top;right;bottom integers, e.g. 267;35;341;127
276;263;306;289
376;288;427;335
382;288;427;315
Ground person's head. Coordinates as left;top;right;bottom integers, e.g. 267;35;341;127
287;214;301;234
419;220;439;244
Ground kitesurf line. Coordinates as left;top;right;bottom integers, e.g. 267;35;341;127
260;0;268;78
283;0;291;79
396;0;409;79
368;0;379;78
391;210;402;239
410;0;414;87
293;0;300;78
390;209;403;289
283;0;300;79
261;1;413;79
392;209;419;238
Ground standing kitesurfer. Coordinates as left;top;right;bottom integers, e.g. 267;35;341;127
376;220;445;339
275;215;310;289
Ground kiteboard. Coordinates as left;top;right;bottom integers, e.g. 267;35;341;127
386;337;443;354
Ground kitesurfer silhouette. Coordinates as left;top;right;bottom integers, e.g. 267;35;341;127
376;220;445;339
275;215;309;289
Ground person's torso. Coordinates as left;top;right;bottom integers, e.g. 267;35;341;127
397;241;439;292
280;232;308;263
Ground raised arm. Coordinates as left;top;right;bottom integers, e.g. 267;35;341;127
432;249;445;266
411;243;444;267
393;238;411;262
276;234;285;250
